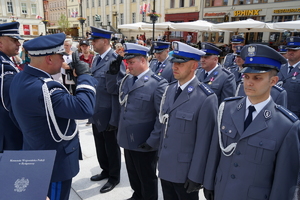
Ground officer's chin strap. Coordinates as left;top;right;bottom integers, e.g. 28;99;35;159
42;79;77;142
218;101;237;156
159;85;169;138
119;74;130;108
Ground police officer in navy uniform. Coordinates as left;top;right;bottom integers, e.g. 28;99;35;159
149;41;175;82
203;44;299;200
278;36;300;117
234;45;287;107
88;27;125;193
223;35;245;69
196;42;236;105
107;43;168;200
158;41;218;200
9;33;97;200
0;22;23;152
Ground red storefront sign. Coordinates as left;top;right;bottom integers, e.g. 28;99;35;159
23;25;30;35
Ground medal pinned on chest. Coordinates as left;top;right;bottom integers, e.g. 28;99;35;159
144;76;149;82
208;71;218;85
292;72;298;80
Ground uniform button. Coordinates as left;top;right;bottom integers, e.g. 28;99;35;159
234;163;238;167
182;116;185;118
264;195;268;199
231;174;235;179
164;145;167;148
259;141;263;146
123;117;125;120
236;151;241;155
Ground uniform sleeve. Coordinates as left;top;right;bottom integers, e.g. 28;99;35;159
50;74;97;119
146;79;168;149
269;121;300;200
220;73;236;104
188;93;218;184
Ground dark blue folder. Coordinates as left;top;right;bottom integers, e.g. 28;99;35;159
0;150;56;200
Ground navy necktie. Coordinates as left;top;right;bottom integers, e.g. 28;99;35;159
133;76;138;85
288;66;293;74
96;56;102;66
156;62;162;71
204;72;208;79
244;105;256;131
174;87;182;102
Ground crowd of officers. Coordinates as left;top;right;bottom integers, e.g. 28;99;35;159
1;21;300;200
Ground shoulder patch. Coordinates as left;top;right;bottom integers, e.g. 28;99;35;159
151;74;163;82
199;83;214;96
224;96;244;101
272;84;284;92
221;67;231;75
275;105;298;122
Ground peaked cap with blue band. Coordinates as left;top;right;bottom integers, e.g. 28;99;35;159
23;33;67;56
240;44;287;73
286;36;300;50
278;45;287;53
231;35;244;44
123;43;149;60
201;42;222;55
88;26;112;40
152;41;170;53
235;45;244;56
0;22;23;40
171;41;205;63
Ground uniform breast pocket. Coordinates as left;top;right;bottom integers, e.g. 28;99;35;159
246;137;276;164
133;93;151;109
175;110;194;133
221;122;237;146
290;79;300;93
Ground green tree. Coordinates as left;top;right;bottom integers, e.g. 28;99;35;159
57;14;69;33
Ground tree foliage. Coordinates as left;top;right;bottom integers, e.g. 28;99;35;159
57;14;70;33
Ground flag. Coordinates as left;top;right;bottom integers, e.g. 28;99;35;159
140;5;143;14
143;3;147;13
36;15;43;19
147;3;151;13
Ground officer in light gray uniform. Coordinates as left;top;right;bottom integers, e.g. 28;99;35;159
107;43;168;200
196;42;236;105
234;45;287;107
158;41;218;200
223;35;245;69
278;36;300;117
203;44;299;200
149;41;175;82
88;27;126;193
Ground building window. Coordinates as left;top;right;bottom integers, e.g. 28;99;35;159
87;16;90;26
120;0;123;3
132;13;136;23
92;0;94;7
31;4;37;15
274;0;295;1
170;0;175;8
106;0;109;5
86;0;89;8
206;0;228;7
234;0;267;5
132;0;136;2
120;13;124;24
179;0;184;7
142;13;146;22
272;15;294;22
113;0;116;4
7;1;13;13
21;3;27;14
190;0;195;6
107;14;110;24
